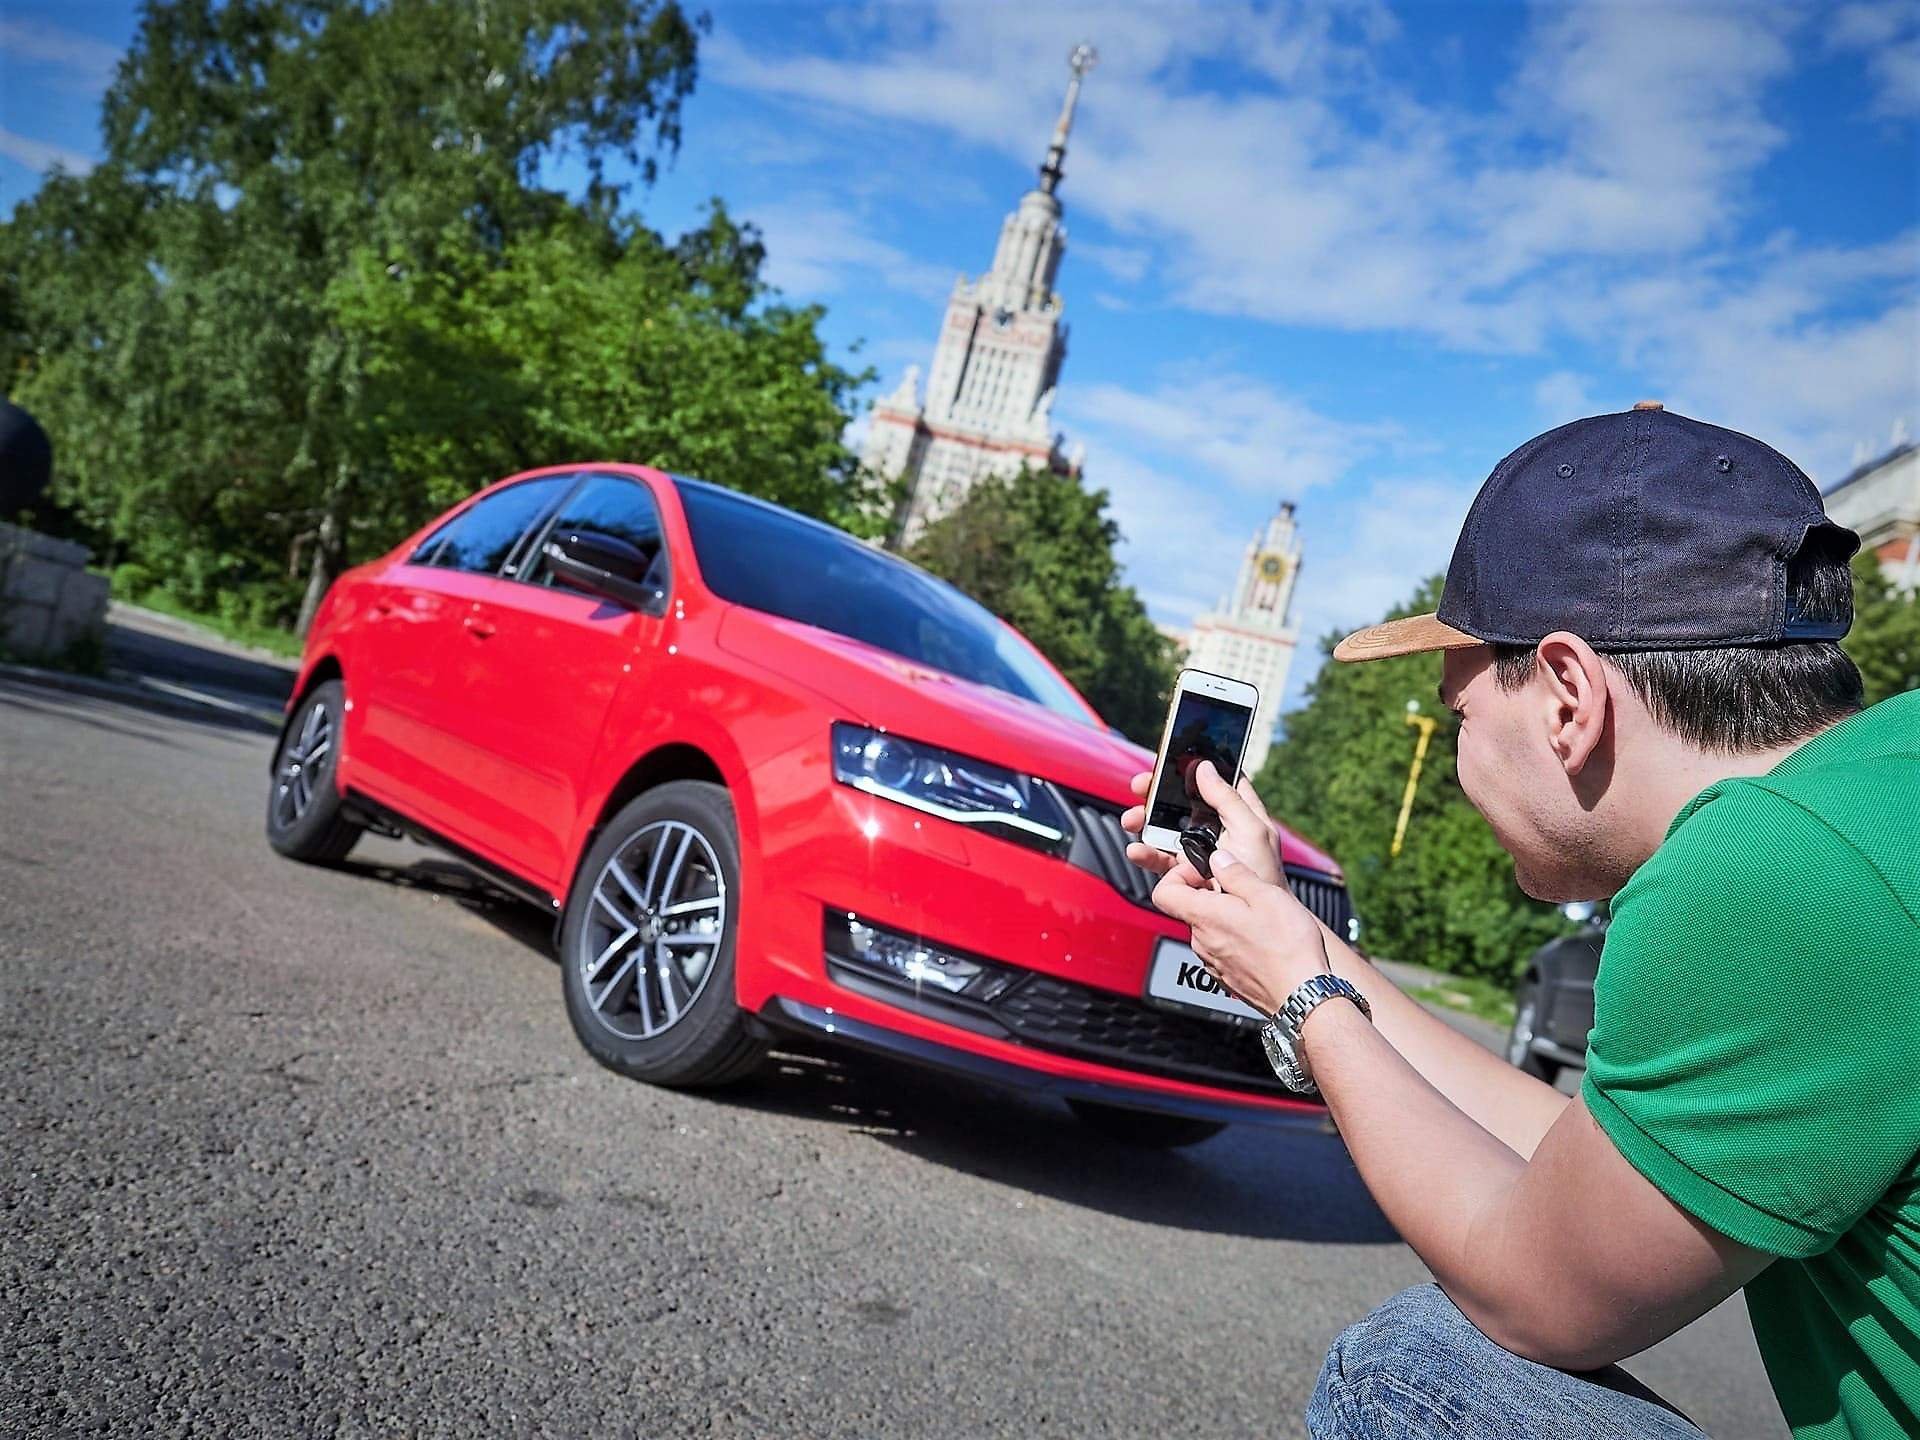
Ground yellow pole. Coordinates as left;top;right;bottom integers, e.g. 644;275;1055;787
1391;710;1439;858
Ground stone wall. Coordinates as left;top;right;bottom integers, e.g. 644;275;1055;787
0;521;109;662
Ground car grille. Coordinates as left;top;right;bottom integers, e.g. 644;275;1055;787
988;973;1299;1098
1066;798;1354;938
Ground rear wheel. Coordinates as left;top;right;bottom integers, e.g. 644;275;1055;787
560;781;762;1088
1507;977;1559;1084
1067;1099;1226;1149
265;679;363;864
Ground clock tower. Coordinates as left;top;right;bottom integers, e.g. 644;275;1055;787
1182;503;1305;775
865;46;1096;546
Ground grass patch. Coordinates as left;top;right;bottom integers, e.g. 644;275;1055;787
118;587;304;660
1408;974;1517;1029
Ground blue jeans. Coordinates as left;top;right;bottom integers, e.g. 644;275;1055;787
1307;1285;1710;1439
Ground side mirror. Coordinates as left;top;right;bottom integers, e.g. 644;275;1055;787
542;529;665;613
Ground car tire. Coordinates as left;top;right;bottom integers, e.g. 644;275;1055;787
265;679;363;864
560;781;763;1088
1507;977;1559;1084
1066;1099;1226;1149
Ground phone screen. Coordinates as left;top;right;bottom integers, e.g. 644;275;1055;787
1149;689;1256;834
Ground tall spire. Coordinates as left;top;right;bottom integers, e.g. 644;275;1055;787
1038;43;1098;195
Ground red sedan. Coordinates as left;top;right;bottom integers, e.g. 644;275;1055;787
267;465;1353;1144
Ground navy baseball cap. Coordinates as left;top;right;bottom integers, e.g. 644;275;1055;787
1334;402;1859;662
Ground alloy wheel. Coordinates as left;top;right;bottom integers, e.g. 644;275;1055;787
272;700;333;830
579;820;728;1042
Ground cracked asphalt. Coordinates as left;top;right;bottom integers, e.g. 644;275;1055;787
0;677;1783;1437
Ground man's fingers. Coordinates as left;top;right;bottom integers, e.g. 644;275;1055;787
1125;841;1177;876
1207;847;1268;899
1235;777;1271;822
1129;770;1152;798
1194;761;1260;828
1151;866;1208;920
1120;804;1146;836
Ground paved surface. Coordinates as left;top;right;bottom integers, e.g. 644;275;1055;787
0;676;1784;1437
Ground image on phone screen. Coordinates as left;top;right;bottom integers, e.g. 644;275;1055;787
1148;691;1255;835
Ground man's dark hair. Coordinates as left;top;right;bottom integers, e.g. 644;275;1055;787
1491;529;1864;753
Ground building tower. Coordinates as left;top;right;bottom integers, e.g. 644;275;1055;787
866;45;1096;546
1183;503;1304;775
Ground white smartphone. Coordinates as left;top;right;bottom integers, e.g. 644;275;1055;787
1140;668;1261;854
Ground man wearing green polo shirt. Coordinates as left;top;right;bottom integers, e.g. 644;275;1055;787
1125;405;1918;1438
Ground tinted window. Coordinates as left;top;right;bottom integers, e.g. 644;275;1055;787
676;480;1094;727
414;476;571;574
528;475;667;592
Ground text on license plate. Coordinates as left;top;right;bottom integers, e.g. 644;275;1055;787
1146;939;1264;1022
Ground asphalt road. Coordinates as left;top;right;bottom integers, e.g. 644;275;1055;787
0;677;1785;1437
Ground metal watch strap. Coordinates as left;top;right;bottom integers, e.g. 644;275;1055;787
1262;973;1372;1094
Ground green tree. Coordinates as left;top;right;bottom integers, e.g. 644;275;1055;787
1254;577;1566;981
0;0;874;639
906;467;1175;744
1845;550;1920;706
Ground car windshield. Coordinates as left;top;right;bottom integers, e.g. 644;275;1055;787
675;480;1097;728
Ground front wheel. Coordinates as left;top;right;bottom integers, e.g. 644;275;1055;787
560;781;762;1088
1067;1099;1226;1149
265;679;363;864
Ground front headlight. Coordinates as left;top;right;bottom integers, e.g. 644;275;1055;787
831;723;1073;857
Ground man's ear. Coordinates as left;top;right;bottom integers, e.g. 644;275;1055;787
1534;632;1610;776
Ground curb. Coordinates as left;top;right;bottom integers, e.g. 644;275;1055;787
0;661;282;735
108;600;302;670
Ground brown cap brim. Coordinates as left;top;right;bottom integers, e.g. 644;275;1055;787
1333;612;1483;663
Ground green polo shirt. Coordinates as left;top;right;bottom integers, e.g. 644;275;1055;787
1584;690;1919;1440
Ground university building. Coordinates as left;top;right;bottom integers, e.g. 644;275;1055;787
864;47;1095;545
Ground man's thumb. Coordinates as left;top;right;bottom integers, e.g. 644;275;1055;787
1209;847;1257;894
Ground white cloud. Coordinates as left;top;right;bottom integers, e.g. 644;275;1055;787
0;126;93;176
0;18;122;92
749;200;954;301
1532;370;1596;425
1829;2;1920;117
1073;370;1397;496
1073;239;1150;284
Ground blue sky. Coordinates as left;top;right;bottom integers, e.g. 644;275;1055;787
3;1;1917;712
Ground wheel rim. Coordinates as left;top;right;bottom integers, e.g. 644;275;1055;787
1508;995;1538;1067
272;699;334;829
579;820;728;1042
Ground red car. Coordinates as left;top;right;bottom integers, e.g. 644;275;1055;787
268;464;1354;1144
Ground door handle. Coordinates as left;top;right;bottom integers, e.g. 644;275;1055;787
464;615;496;639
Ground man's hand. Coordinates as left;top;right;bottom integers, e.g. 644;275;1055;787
1120;761;1283;887
1148;848;1331;1017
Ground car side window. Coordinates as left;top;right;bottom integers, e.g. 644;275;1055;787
412;476;573;575
526;475;669;595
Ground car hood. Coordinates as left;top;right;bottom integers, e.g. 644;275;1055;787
716;606;1344;878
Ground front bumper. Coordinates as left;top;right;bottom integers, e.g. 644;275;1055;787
738;777;1337;1125
757;996;1329;1133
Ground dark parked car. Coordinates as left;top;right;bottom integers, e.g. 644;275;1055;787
1507;905;1605;1085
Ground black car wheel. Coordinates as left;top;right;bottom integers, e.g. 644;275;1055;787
560;781;762;1088
1507;976;1559;1084
265;679;364;864
1067;1099;1226;1149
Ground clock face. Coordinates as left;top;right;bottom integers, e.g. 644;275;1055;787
992;307;1014;328
1258;552;1287;581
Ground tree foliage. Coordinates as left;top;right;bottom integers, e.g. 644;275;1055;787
1845;550;1920;706
1254;577;1568;982
906;467;1175;745
0;0;878;636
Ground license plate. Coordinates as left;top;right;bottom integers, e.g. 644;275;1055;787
1146;938;1264;1023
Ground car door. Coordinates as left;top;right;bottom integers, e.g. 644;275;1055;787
352;473;576;838
424;472;673;893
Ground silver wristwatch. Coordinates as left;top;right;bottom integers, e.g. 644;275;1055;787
1260;973;1372;1095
